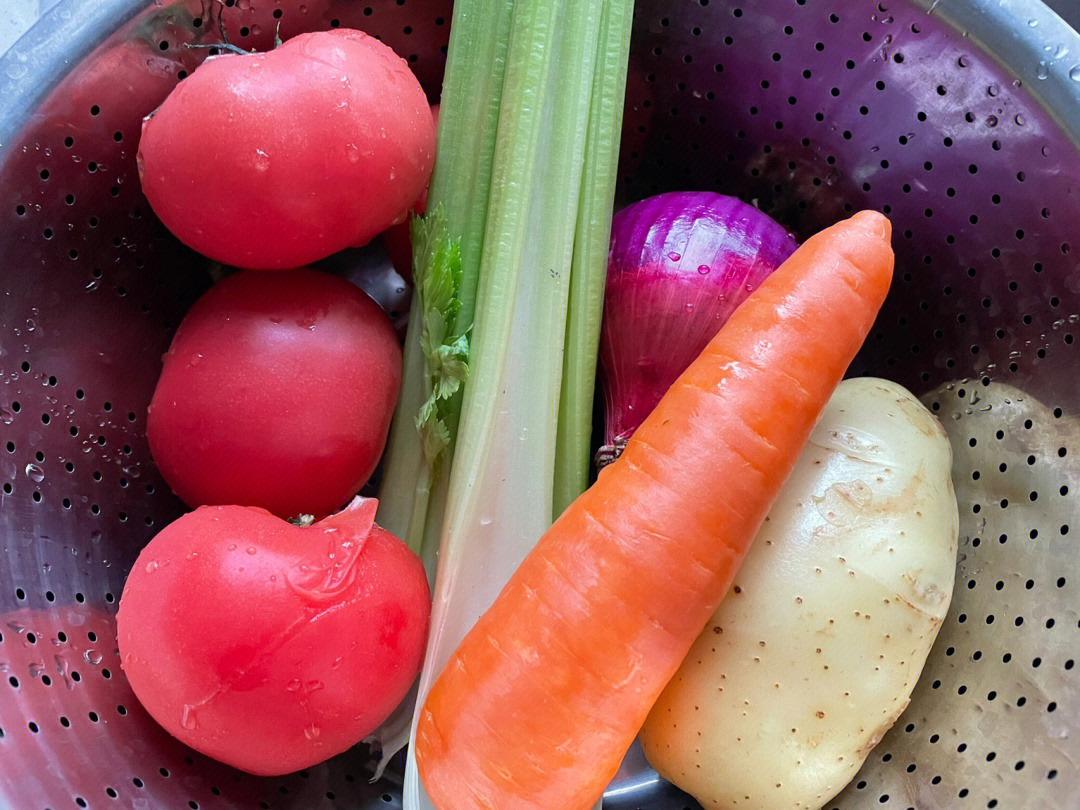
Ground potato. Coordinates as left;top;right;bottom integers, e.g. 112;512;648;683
639;378;958;810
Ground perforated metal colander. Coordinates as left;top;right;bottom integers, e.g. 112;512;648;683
2;1;1080;808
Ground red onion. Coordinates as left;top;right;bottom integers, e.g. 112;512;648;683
597;191;798;464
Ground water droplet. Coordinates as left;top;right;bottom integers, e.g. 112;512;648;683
697;265;710;275
83;649;102;666
667;252;681;262
245;546;257;555
186;551;198;560
253;149;270;171
251;24;262;35
227;543;237;551
304;723;321;740
1053;44;1069;60
1042;145;1051;157
986;115;998;128
331;657;343;670
145;561;158;574
957;55;969;67
306;680;324;692
286;679;302;692
345;143;361;163
5;62;28;81
1070;66;1080;82
1028;17;1039;27
987;83;999;97
0;407;13;425
181;704;198;730
28;661;46;678
1015;113;1026;126
85;279;100;292
189;352;203;366
25;318;35;332
1036;62;1049;80
24;463;44;483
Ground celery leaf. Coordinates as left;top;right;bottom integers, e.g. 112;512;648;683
411;205;469;465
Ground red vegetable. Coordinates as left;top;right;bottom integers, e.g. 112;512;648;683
382;104;440;285
598;192;797;463
138;29;436;270
382;188;425;287
147;268;401;519
117;497;430;776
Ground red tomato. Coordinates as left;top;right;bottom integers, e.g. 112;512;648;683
137;29;436;270
0;605;267;803
117;498;430;776
382;104;439;284
147;267;401;519
382;199;420;286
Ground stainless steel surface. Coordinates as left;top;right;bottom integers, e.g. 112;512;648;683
0;1;47;58
3;1;1080;808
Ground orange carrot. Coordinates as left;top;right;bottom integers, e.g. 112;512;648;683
414;210;894;810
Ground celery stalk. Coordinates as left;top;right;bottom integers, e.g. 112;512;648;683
369;0;515;772
375;0;634;795
403;0;607;805
374;295;428;547
425;0;515;315
376;0;515;562
553;0;634;518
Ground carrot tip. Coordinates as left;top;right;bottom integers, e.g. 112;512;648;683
850;209;892;241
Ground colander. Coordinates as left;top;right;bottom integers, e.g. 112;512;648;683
3;0;1080;808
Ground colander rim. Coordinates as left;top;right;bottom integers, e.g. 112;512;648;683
907;0;1080;146
0;0;146;160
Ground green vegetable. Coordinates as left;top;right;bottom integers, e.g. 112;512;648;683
375;0;514;562
411;208;467;466
554;0;634;517
372;0;634;796
368;0;516;773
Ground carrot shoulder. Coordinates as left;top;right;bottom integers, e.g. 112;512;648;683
415;210;895;810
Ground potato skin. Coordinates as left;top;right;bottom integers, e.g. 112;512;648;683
639;378;958;810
